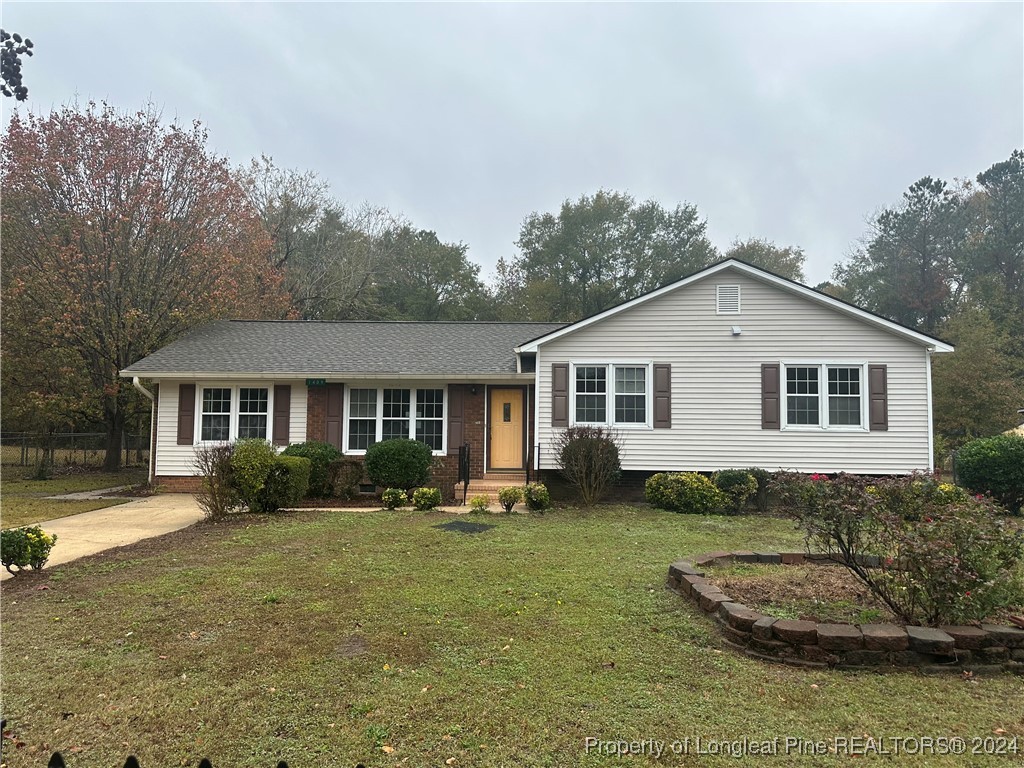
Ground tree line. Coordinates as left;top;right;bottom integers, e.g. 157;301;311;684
1;102;1020;469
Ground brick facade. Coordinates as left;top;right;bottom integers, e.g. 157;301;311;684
155;475;203;493
306;387;327;443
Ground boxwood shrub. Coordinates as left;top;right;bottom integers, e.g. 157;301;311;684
364;439;432;490
281;441;342;497
956;433;1024;514
645;472;727;515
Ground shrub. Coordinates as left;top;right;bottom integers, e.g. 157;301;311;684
713;469;757;514
412;486;442;511
469;494;490;513
364;439;432;491
773;472;1024;626
381;488;407;510
746;467;774;514
328;458;365;500
523;482;551;512
281;441;342;497
259;455;311;512
2;526;57;574
192;443;241;520
230;439;278;511
956;433;1024;514
645;472;727;515
552;426;621;507
498;486;524;513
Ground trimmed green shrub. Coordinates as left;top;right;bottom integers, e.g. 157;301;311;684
260;455;311;512
193;442;241;520
2;526;57;574
328;458;365;500
364;439;432;491
645;472;727;515
469;494;490;513
746;467;774;514
553;426;621;507
281;441;342;497
498;486;524;513
230;439;278;511
713;469;758;515
956;433;1024;514
523;482;551;512
381;488;407;510
412;486;442;511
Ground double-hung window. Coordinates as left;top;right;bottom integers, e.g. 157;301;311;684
346;387;445;453
783;363;864;429
572;363;649;427
199;386;270;441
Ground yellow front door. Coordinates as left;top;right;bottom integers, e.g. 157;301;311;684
489;388;524;470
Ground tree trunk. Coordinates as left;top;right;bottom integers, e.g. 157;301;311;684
103;401;126;472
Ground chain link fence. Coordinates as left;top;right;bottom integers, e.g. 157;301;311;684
0;432;150;469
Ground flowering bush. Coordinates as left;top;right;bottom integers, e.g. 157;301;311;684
469;494;490;513
498;486;524;514
412;486;442;511
523;482;551;512
645;472;728;515
773;472;1024;625
2;525;57;574
381;488;407;510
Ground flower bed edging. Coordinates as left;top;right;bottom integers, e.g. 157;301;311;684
667;552;1024;674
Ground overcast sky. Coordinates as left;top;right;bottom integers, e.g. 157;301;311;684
4;2;1022;284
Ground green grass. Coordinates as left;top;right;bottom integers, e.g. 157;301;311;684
2;506;1022;767
1;469;145;528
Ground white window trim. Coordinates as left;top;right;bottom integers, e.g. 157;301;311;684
569;361;653;429
780;361;869;432
342;384;448;456
195;383;275;444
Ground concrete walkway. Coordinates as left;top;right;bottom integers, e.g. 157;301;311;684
43;484;138;501
1;494;204;580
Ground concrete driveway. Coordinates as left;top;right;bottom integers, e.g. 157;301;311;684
2;494;204;580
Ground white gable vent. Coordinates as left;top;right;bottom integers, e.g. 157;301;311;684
717;285;741;314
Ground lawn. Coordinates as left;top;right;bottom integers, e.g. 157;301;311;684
1;506;1021;767
0;469;146;529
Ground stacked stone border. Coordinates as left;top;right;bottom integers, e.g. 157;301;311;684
668;551;1024;674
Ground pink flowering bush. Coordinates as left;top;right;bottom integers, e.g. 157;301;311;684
772;472;1024;626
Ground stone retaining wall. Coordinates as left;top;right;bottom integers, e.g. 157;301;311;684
668;551;1024;674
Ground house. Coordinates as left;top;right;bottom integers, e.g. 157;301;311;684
120;260;954;497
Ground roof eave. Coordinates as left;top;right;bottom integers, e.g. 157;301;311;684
119;370;537;381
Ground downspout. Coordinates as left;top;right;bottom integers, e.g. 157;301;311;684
132;377;156;485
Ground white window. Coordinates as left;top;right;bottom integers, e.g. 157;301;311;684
783;363;865;430
198;386;271;442
345;387;446;453
571;363;650;427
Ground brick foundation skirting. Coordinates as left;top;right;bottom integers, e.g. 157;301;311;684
668;552;1024;674
154;476;203;493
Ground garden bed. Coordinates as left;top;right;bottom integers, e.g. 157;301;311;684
668;551;1024;673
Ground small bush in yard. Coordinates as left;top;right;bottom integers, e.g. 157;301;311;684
328;458;365;499
193;442;241;520
412;487;442;511
469;494;490;513
2;526;57;574
260;455;311;512
645;472;727;515
381;488;407;510
230;439;278;510
553;426;621;507
773;471;1024;626
523;482;551;511
713;469;757;514
281;441;342;497
746;467;774;513
956;433;1024;514
498;486;524;513
364;439;432;491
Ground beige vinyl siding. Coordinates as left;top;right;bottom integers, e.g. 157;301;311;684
155;380;308;476
536;268;934;475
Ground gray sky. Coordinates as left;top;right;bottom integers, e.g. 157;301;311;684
4;2;1022;284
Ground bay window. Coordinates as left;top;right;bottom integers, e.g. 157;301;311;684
346;387;445;453
571;363;650;427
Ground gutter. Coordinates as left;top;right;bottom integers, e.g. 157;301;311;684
132;377;156;485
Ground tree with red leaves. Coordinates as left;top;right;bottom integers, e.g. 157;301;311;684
1;102;294;470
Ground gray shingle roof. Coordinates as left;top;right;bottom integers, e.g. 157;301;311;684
121;320;568;376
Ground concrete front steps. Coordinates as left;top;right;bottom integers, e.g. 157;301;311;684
454;472;526;500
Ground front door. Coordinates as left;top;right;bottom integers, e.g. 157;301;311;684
489;388;524;470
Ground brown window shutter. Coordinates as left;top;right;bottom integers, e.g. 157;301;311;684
653;364;671;428
761;364;781;429
325;383;344;449
447;385;465;455
273;385;291;446
868;365;888;431
551;363;569;427
177;383;196;445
